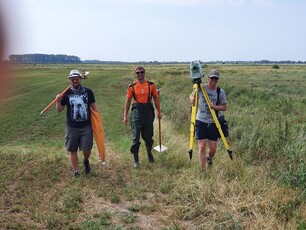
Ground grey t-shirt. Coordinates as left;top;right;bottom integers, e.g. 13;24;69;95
196;84;227;123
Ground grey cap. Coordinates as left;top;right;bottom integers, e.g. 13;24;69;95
208;69;219;78
69;69;82;78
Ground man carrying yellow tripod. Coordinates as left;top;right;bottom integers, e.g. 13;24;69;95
189;68;228;171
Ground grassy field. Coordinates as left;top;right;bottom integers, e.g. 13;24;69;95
0;63;305;229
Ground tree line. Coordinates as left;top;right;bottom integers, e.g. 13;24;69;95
8;54;81;63
6;53;306;64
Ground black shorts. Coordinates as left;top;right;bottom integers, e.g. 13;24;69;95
65;125;93;152
195;120;219;141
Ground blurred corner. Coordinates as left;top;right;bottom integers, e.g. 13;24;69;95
0;2;14;108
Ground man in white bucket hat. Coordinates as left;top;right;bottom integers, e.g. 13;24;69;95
56;69;99;178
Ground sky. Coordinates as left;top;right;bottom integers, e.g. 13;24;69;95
1;0;306;62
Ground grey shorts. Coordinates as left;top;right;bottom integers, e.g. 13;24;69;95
65;125;93;152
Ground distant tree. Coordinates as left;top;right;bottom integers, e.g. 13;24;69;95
272;64;280;69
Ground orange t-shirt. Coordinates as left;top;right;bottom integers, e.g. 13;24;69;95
127;80;157;103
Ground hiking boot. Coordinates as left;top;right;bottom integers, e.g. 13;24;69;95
133;161;140;169
148;152;155;163
206;156;213;166
83;159;91;174
73;170;80;178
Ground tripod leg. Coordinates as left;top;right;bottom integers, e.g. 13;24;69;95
188;83;199;160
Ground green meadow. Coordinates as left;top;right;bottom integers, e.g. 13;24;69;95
0;64;305;229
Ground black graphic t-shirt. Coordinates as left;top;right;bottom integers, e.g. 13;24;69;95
61;86;95;128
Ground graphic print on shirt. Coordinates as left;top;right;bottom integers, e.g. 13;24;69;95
200;92;217;115
68;93;88;121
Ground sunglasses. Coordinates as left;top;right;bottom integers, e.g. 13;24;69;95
136;71;144;75
210;77;219;80
70;77;80;81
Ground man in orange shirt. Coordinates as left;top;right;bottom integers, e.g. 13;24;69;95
124;66;160;168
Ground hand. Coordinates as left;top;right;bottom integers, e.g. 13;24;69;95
189;93;195;105
158;113;162;119
124;115;128;125
56;94;63;101
210;102;216;110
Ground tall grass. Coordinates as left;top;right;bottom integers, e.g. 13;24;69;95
0;64;305;229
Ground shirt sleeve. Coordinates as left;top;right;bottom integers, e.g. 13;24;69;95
88;88;96;104
220;89;227;104
60;94;67;106
127;86;133;99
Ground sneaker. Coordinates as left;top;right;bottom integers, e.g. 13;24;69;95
206;156;213;166
83;159;91;174
148;153;155;163
73;170;80;178
133;162;140;168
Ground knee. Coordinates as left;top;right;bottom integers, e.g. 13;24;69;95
198;141;206;151
145;140;154;146
130;142;140;154
199;146;206;153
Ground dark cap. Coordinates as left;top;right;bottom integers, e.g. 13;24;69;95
208;69;219;78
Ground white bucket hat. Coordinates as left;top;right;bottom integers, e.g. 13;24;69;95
68;69;83;79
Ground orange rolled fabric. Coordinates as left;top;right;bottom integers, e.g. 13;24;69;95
90;107;106;163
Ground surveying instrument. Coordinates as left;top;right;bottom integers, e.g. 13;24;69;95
188;60;233;160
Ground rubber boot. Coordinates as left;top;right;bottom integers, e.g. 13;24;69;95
146;143;154;163
133;152;140;168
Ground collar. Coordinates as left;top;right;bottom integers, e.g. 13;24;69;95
71;85;85;93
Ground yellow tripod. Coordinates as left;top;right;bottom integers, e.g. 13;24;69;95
188;80;233;160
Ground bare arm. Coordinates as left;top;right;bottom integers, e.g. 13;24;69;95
55;94;65;112
189;92;195;105
90;102;99;112
211;103;227;112
124;97;131;125
153;95;162;119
